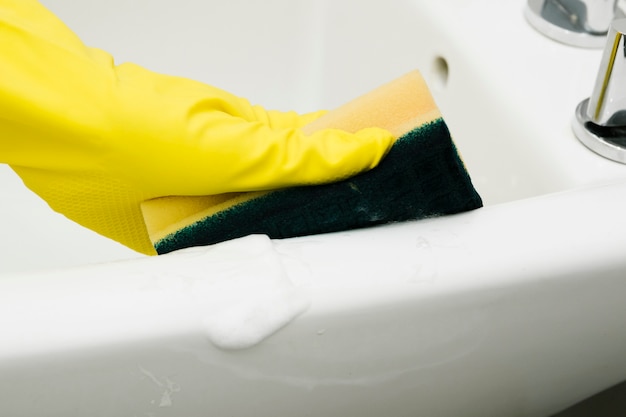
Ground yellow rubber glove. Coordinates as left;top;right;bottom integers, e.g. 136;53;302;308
0;0;394;255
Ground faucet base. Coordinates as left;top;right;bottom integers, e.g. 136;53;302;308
573;99;626;164
525;0;612;49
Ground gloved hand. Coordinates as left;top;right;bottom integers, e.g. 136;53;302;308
0;0;394;254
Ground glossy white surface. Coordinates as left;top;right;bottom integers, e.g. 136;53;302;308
2;0;626;416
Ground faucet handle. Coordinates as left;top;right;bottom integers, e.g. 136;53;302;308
525;0;620;48
587;18;626;126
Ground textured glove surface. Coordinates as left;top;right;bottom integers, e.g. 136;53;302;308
0;0;394;254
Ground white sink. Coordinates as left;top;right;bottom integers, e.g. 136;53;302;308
2;1;626;416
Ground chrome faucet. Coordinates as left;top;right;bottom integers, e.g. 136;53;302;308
573;19;626;163
525;0;621;48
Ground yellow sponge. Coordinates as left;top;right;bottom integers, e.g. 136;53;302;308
141;71;482;254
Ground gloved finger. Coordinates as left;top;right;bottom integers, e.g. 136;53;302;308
250;107;328;130
108;107;394;196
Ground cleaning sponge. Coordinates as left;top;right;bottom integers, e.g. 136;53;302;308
141;71;482;254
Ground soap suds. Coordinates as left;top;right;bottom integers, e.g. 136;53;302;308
139;366;181;408
177;235;310;350
407;236;438;283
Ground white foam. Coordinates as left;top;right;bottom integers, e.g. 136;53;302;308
179;235;311;350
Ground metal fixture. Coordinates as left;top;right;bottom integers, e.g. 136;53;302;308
573;18;626;163
525;0;619;48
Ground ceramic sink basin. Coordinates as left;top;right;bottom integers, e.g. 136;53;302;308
2;1;626;416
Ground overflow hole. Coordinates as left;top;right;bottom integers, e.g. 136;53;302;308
430;56;449;90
